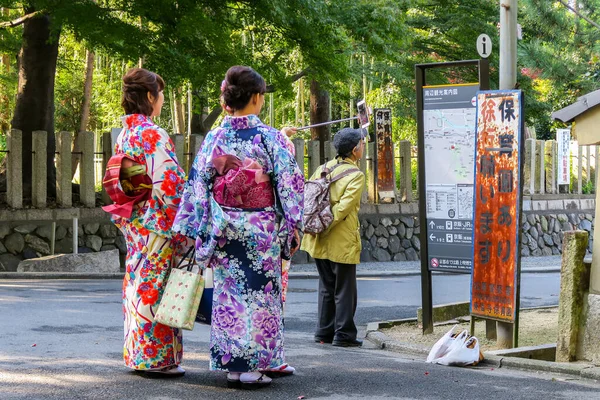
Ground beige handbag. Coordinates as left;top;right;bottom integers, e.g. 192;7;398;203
155;247;204;330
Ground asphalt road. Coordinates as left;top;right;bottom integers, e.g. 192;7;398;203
2;274;599;400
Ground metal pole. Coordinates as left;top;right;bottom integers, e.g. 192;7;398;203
73;218;78;255
297;116;359;131
497;0;518;349
416;65;433;334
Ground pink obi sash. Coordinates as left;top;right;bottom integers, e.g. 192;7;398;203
101;153;152;218
212;155;275;209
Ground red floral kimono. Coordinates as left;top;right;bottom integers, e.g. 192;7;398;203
111;114;187;371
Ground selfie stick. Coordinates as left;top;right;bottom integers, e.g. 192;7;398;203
296;116;359;131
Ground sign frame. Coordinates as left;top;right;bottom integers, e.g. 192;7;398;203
374;108;395;201
556;128;571;187
470;90;524;328
416;59;490;334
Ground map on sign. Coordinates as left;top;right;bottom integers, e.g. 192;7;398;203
457;185;474;220
424;108;476;185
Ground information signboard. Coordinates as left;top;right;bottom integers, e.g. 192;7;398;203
374;109;395;199
557;128;571;186
471;90;523;322
423;84;479;273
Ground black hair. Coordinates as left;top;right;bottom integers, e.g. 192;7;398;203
222;66;267;111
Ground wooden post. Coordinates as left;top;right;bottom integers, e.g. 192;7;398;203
308;140;320;178
544;140;557;194
359;144;368;203
101;132;112;205
367;142;376;202
80;131;95;207
578;145;583;194
592;145;600;193
169;134;185;167
538;140;545;195
7;129;23;209
324;140;336;162
56;131;73;207
32;130;47;208
292;138;305;178
188;134;204;173
398;140;413;202
587;145;591;190
523;138;533;195
556;230;590;362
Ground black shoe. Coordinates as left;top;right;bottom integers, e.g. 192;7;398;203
314;336;333;344
332;338;362;347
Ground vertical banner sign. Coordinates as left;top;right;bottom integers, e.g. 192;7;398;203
556;128;571;186
375;109;395;198
424;84;479;273
471;90;523;322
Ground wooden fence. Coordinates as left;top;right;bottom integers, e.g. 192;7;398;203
2;130;597;211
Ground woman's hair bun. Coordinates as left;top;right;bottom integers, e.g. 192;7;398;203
221;66;266;111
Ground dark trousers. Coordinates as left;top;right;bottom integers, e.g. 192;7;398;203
314;258;357;341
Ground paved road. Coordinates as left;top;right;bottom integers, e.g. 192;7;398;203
2;274;599;400
286;272;561;333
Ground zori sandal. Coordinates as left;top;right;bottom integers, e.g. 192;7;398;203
239;372;272;389
261;363;296;378
226;372;241;388
143;365;185;378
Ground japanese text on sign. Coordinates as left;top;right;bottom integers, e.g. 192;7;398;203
556;128;571;185
471;90;523;322
375;109;395;195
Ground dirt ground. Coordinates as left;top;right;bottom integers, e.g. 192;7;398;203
382;307;558;352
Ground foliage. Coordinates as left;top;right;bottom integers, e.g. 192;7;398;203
1;0;600;149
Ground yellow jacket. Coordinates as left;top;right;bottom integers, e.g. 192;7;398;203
300;158;365;265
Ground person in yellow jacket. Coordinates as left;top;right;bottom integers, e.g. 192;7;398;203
301;127;366;347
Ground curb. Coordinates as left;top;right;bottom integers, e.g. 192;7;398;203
364;316;600;380
0;268;561;280
0;272;125;280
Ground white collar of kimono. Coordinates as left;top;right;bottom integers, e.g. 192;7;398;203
221;114;263;130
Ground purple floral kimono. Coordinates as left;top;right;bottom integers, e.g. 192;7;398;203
172;114;304;372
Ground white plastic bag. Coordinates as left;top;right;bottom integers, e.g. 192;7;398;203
435;335;482;366
426;325;462;363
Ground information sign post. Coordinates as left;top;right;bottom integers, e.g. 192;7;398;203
556;128;571;192
416;59;489;334
423;84;479;273
374;109;395;202
471;90;524;346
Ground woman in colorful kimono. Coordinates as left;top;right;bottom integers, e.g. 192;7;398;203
172;66;304;388
109;68;187;376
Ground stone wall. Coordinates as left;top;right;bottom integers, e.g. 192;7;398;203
0;208;124;272
293;196;597;264
0;195;596;270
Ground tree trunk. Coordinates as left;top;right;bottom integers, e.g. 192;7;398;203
11;10;60;200
71;49;95;177
309;80;330;164
173;88;185;134
187;84;192;135
0;8;10;133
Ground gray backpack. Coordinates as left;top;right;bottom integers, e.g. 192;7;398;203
303;163;360;234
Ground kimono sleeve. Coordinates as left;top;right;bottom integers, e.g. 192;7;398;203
172;129;229;269
171;130;213;239
263;128;305;259
141;127;186;216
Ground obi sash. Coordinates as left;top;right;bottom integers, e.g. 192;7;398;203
102;153;153;218
212;154;275;209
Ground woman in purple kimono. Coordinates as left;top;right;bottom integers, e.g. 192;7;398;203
172;66;304;388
